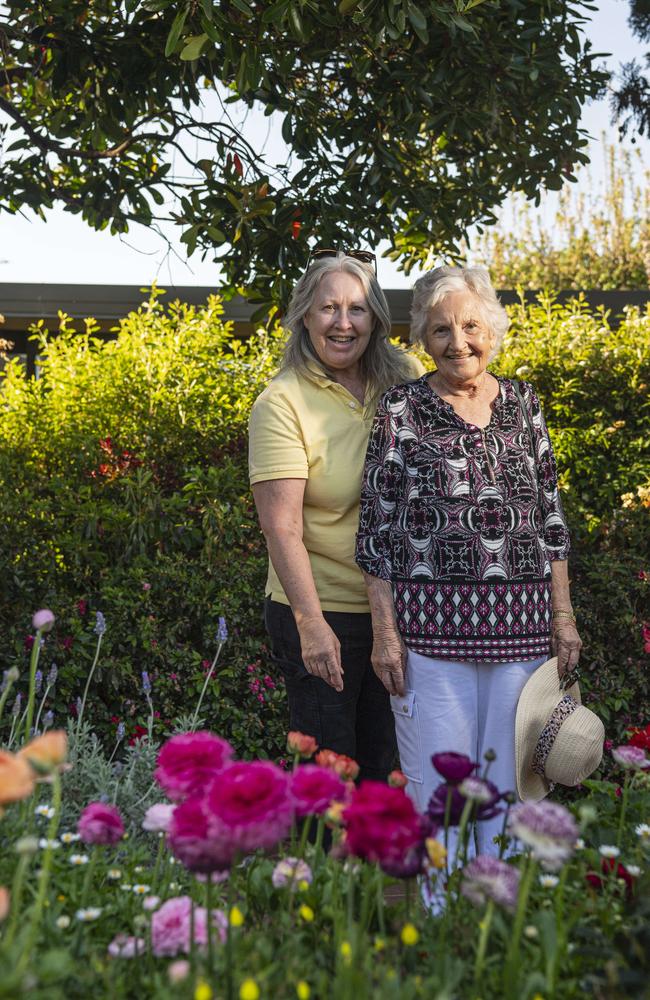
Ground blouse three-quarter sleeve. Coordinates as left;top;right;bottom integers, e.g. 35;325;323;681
355;391;407;581
524;383;571;561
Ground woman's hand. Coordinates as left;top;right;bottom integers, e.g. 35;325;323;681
297;616;344;692
552;621;582;678
371;627;407;697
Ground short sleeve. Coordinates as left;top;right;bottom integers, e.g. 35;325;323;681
248;390;309;485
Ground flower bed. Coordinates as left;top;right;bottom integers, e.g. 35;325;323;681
1;612;649;998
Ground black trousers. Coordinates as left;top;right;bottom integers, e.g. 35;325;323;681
264;598;397;783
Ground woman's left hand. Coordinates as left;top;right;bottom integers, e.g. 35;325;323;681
552;621;582;678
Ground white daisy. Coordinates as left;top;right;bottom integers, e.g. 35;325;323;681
574;838;586;850
69;854;89;866
635;823;650;840
132;884;151;895
599;845;620;859
75;907;102;922
35;805;55;819
56;915;71;929
133;865;144;874
626;865;642;877
120;884;133;891
107;868;122;880
539;874;559;888
38;838;61;850
60;832;81;844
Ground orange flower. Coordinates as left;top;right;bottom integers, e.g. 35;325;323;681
0;751;36;805
388;770;408;789
314;749;360;781
287;731;318;758
18;730;68;774
0;887;9;922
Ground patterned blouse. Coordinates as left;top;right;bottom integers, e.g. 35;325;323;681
355;374;570;663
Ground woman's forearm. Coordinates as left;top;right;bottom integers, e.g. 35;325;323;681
264;529;323;626
550;560;573;613
362;571;399;633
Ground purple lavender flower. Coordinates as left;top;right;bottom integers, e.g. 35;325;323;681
507;801;578;871
47;662;58;686
94;611;106;637
142;671;152;696
461;855;520;912
12;692;22;716
34;670;43;695
76;697;82;717
43;710;54;729
216;617;228;643
116;722;126;741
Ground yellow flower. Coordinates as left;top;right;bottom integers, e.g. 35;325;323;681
298;904;314;923
325;801;346;825
195;981;213;1000
298;880;310;892
339;941;352;965
374;936;386;951
425;838;447;869
296;982;310;1000
239;980;260;1000
230;906;244;927
57;894;66;902
401;923;419;946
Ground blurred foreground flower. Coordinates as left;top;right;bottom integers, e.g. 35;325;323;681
78;802;124;845
0;887;9;921
151;896;226;956
142;802;175;833
287;731;318;758
290;764;346;817
108;933;145;958
204;760;294;855
507;801;578;871
432;752;478;785
17;731;67;775
344;781;428;876
461;855;521;912
272;858;313;889
0;750;35;806
611;745;650;770
314;749;359;780
155;732;234;803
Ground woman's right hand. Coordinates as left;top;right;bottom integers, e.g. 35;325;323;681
371;628;407;697
297;616;344;692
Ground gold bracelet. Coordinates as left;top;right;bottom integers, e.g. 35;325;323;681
552;610;576;623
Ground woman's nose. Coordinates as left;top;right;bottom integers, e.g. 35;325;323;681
336;309;353;329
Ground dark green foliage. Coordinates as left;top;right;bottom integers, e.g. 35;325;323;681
0;290;648;758
0;0;607;304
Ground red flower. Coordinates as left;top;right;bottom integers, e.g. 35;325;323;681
24;635;35;652
287;731;318;758
61;636;73;652
586;857;636;899
77;599;88;617
343;781;427;876
292;221;301;239
627;724;650;751
388;770;408;789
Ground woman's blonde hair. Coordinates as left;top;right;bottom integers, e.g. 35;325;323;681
410;265;509;362
281;253;414;397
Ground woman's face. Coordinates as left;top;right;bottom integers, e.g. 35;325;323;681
424;289;495;384
303;270;374;376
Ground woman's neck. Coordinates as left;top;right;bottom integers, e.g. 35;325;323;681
431;369;492;399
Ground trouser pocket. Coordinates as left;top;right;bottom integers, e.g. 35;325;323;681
390;689;423;784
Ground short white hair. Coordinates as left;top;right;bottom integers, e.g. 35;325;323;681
410;265;509;361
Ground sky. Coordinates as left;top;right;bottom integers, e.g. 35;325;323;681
0;0;647;291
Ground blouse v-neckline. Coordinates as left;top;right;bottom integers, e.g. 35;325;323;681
421;372;504;431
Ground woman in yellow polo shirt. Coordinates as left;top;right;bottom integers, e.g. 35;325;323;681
249;250;422;781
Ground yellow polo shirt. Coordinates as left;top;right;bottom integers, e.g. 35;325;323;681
248;356;423;613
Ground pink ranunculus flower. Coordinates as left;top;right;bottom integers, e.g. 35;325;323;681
290;764;347;817
154;732;234;803
204;761;294;856
107;933;145;958
150;896;226;957
32;609;55;633
168;797;231;874
343;781;427;875
611;745;650;770
142;802;175;833
78;802;124;845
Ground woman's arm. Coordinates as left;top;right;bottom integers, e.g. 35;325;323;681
550;558;582;678
362;572;406;697
252;479;344;692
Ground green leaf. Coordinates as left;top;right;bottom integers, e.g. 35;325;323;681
180;33;208;60
164;5;189;57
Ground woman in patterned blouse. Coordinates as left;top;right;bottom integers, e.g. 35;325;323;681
355;265;582;857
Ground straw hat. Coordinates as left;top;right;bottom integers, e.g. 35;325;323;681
515;657;604;802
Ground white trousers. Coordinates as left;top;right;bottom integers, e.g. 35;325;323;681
391;650;546;858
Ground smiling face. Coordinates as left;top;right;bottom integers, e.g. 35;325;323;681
424;289;495;386
303;270;374;378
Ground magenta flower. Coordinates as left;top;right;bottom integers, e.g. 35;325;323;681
151;896;226;957
461;855;520;912
154;731;234;803
432;752;478;785
78;802;125;845
507;801;578;870
343;781;427;876
427;778;503;826
168;797;231;874
290;765;347;817
611;745;650;770
32;609;55;633
204;760;294;855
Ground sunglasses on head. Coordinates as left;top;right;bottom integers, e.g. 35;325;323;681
307;247;377;274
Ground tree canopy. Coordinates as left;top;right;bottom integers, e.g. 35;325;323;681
612;0;650;138
0;0;606;305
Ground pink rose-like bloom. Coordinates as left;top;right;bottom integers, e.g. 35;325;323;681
204;760;294;855
108;933;145;958
151;896;226;957
343;781;426;874
461;855;520;912
290;765;346;817
142;803;175;833
287;731;318;758
32;609;55;633
611;745;650;770
168;959;191;983
78;802;125;845
168;797;231;874
155;731;234;803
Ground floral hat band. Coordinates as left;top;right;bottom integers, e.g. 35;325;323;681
515;657;604;802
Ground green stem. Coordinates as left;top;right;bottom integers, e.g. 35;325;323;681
616;775;630;850
2;854;31;950
205;875;214;974
76;632;103;736
151;835;166;893
376;867;386;936
314;815;325;862
0;672;18;724
33;682;53;736
473;899;495;990
190;641;223;731
547;864;569;994
24;629;43;744
297;815;312;860
504;854;537;1000
453;798;475;871
14;772;62;980
443;787;453;879
225;868;235;1000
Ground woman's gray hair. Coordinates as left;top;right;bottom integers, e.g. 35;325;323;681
410;265;509;362
281;252;414;397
